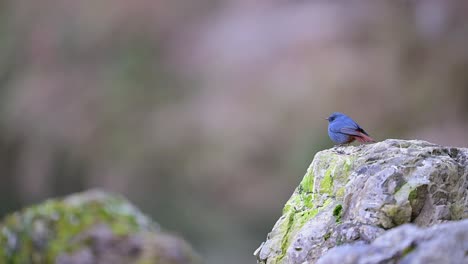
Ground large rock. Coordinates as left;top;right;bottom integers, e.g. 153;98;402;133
317;219;468;264
255;139;468;264
0;190;201;264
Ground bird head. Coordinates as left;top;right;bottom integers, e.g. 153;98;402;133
326;112;345;123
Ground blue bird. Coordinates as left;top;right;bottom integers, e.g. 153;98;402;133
326;112;375;145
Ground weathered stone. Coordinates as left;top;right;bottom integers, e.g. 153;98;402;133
0;190;201;264
255;139;468;263
317;219;468;264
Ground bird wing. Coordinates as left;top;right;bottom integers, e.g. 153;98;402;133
340;127;374;142
340;127;369;136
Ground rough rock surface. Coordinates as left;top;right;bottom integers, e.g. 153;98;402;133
0;190;201;264
317;219;468;264
255;139;468;264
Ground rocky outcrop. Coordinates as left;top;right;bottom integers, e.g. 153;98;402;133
317;219;468;264
255;139;468;264
0;190;201;264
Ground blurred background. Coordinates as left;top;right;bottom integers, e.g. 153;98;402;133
0;0;467;263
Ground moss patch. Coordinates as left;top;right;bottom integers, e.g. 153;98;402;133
333;204;343;223
275;199;333;263
408;189;418;200
394;183;412;203
319;170;334;194
299;164;315;193
334;157;354;183
0;190;156;264
381;204;412;227
336;187;345;198
264;151;356;263
401;244;416;257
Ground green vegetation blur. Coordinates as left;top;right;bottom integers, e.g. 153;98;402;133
0;1;467;263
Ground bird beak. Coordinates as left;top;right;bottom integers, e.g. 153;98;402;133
325;117;329;120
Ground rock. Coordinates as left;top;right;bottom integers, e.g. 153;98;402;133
0;190;201;264
255;139;468;264
317;219;468;264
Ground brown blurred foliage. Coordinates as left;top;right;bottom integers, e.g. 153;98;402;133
0;1;467;263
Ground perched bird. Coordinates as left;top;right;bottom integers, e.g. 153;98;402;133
326;112;375;145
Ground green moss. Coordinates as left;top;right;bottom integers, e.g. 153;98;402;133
381;204;411;227
299;163;315;193
276;199;333;263
402;244;416;257
394;183;412;203
318;154;354;197
278;212;297;258
408;189;418;201
0;190;156;264
336;187;345;198
334;157;354;183
323;232;331;241
278;208;319;259
333;204;343;223
269;151;356;263
319;170;333;194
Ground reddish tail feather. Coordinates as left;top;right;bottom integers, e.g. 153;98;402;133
354;132;375;143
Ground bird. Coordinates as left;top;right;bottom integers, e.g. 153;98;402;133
326;112;375;145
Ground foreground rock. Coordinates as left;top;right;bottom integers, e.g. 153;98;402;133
255;139;468;264
0;190;201;264
317;219;468;264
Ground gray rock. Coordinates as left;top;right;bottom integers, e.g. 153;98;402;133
0;189;201;264
317;219;468;264
255;139;468;263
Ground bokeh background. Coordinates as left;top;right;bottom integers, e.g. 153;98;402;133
0;1;467;263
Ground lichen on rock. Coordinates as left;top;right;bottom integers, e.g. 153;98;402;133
255;139;468;264
0;190;201;264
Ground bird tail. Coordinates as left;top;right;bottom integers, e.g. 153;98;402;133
355;132;375;143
